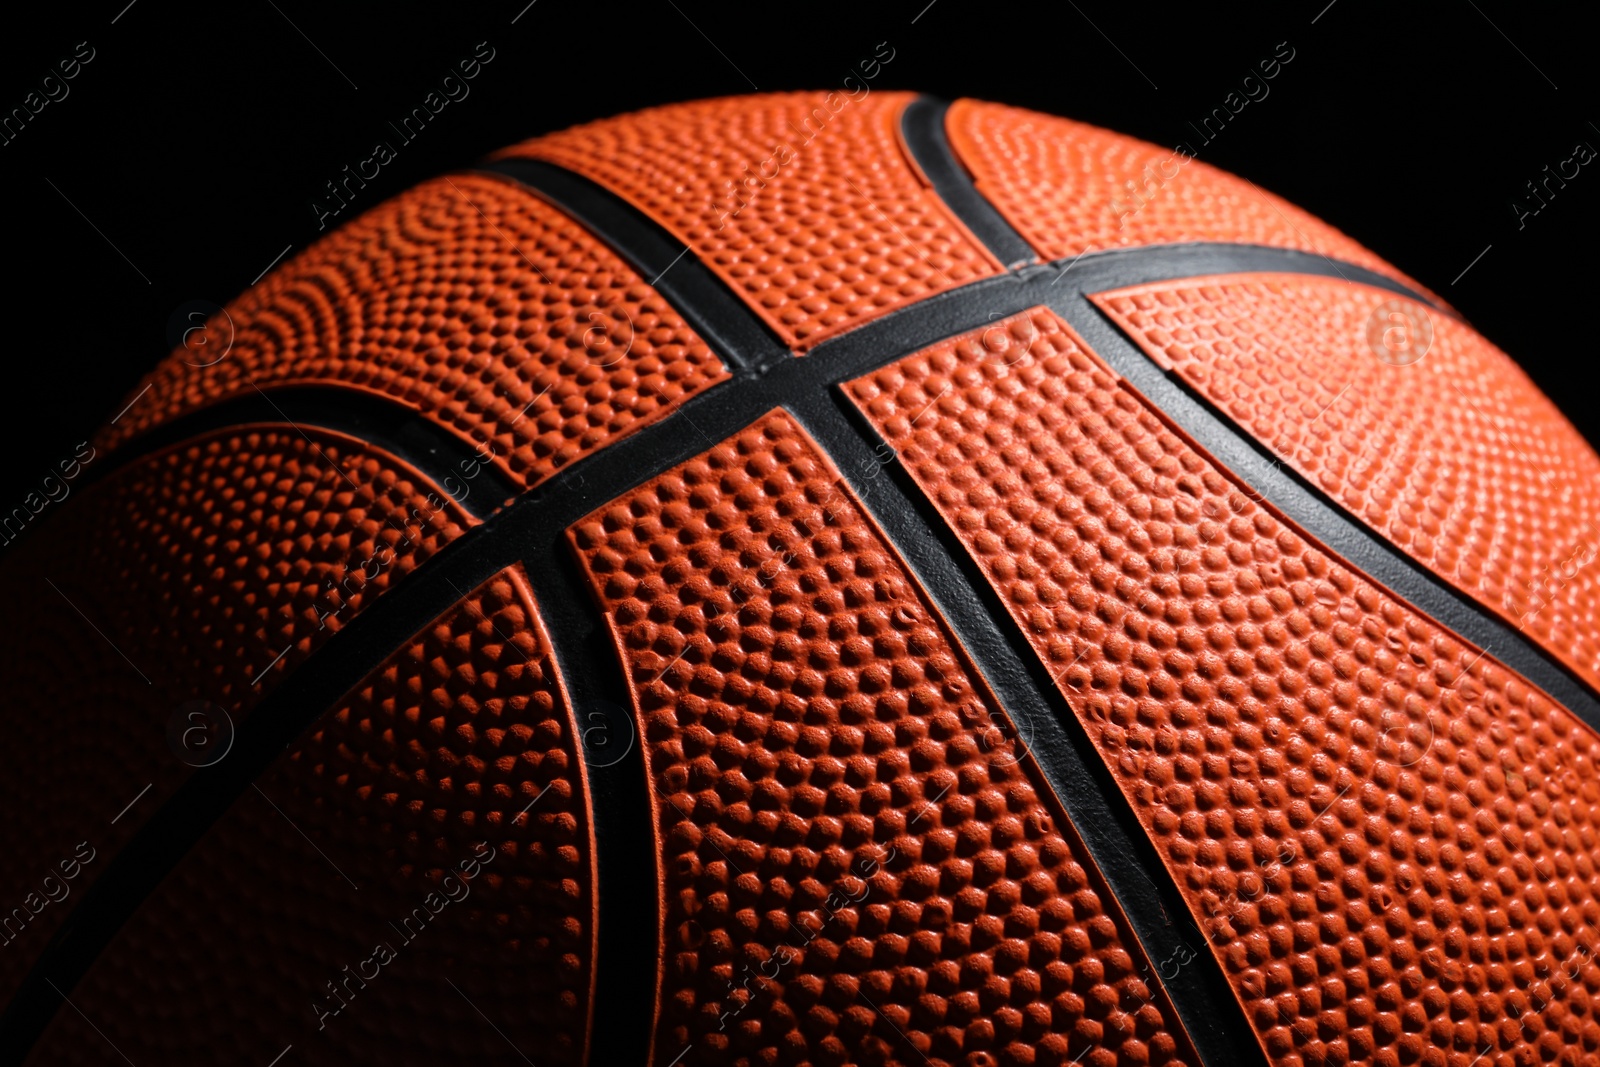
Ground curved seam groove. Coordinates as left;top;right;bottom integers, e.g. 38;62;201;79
900;95;1037;269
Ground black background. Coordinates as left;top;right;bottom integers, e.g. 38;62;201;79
2;0;1595;515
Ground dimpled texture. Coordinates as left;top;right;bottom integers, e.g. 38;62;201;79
846;308;1600;1067
0;427;465;1008
568;410;1198;1067
497;92;1002;350
945;99;1425;296
28;568;595;1067
100;174;728;489
1092;273;1600;697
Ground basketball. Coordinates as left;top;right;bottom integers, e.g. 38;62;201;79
4;91;1599;1067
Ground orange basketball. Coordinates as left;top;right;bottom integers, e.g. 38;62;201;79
4;92;1599;1067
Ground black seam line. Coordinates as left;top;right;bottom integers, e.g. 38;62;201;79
515;539;657;1067
62;240;1440;514
900;95;1036;269
785;392;1263;1067
1054;295;1600;722
475;158;792;373
802;257;1594;716
0;527;512;1061
901;90;1453;319
0;248;1285;1060
0;501;660;1066
0;243;1512;1064
83;386;517;521
0;388;517;563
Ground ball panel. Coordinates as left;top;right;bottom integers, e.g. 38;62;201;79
27;567;595;1067
497;92;1004;350
568;409;1198;1067
945;99;1427;297
846;306;1600;1066
1093;273;1600;695
0;427;468;1008
99;174;729;490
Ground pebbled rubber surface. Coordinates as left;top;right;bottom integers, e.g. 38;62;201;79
847;308;1600;1067
26;567;595;1067
944;99;1429;299
0;427;467;1011
568;410;1198;1067
1093;274;1600;697
100;174;729;490
496;92;1003;350
11;90;1600;1067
